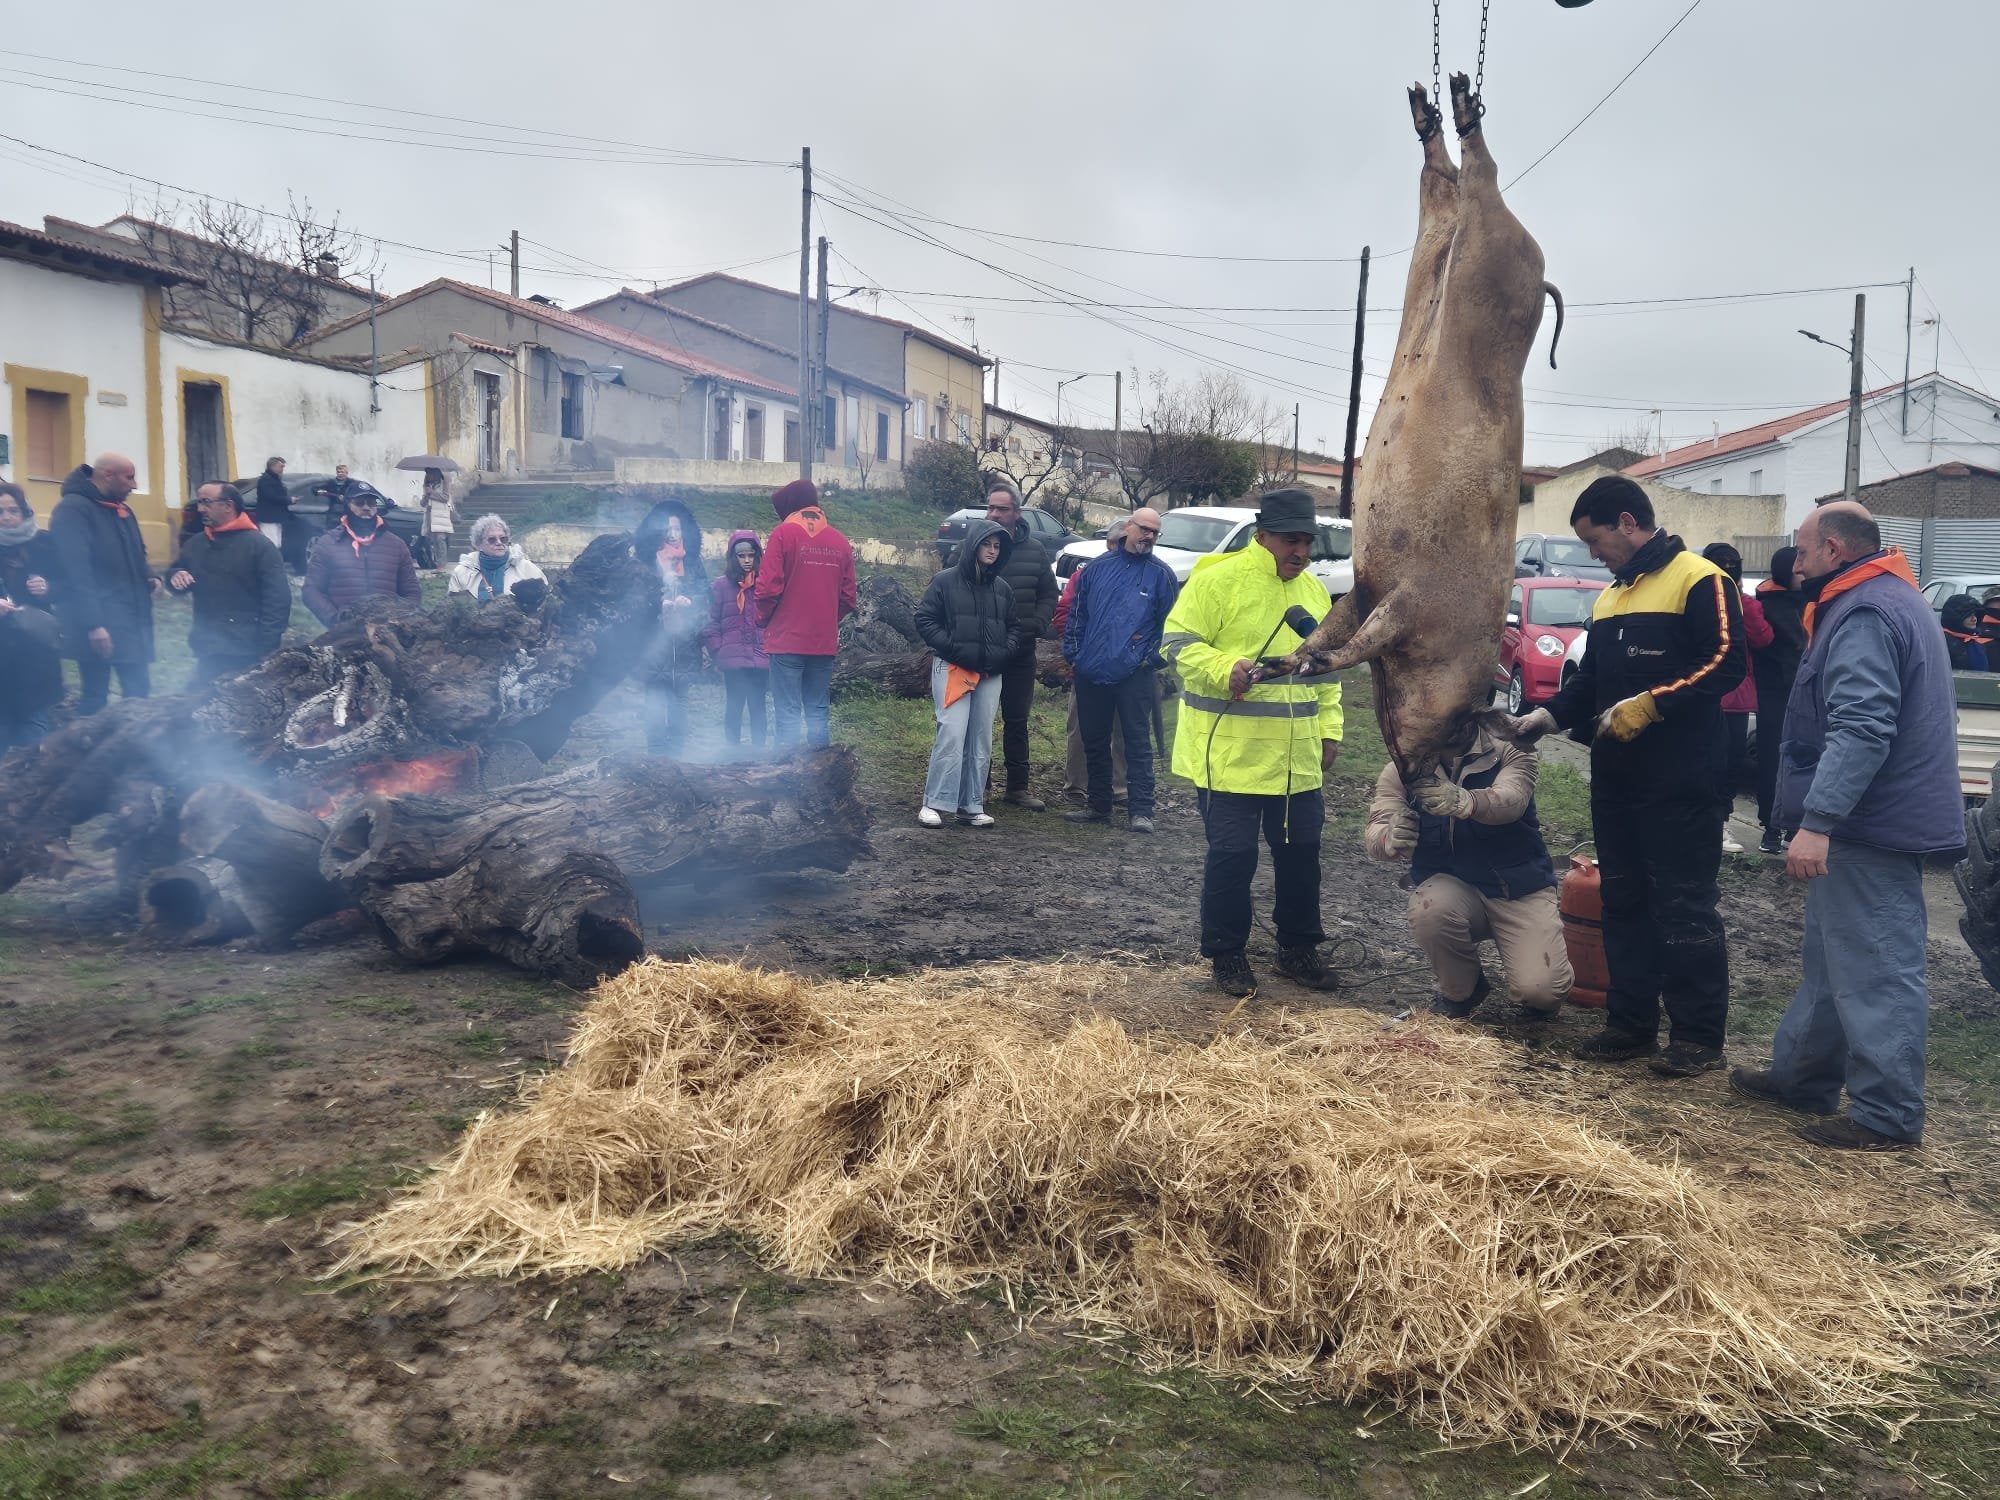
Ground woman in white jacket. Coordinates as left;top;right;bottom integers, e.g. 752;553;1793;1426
448;514;547;601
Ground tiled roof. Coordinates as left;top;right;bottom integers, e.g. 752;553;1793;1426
309;279;797;398
657;271;991;366
1814;459;2000;502
450;332;516;358
0;218;194;286
45;214;374;299
1623;385;1908;479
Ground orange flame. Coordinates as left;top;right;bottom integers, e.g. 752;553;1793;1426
309;747;481;818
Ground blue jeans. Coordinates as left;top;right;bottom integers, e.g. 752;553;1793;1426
769;653;834;749
1075;668;1157;818
922;660;1002;816
1770;838;1928;1141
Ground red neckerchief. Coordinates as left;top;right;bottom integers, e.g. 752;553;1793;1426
204;512;258;539
341;517;381;557
94;497;131;520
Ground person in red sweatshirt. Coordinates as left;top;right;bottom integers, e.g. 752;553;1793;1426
755;480;856;749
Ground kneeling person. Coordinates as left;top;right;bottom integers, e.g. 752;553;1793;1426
1364;724;1572;1019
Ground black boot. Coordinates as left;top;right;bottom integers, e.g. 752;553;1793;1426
1429;972;1490;1020
1212;952;1257;999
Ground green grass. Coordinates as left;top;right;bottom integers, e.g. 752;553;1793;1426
650;1402;860;1477
241;1161;383;1220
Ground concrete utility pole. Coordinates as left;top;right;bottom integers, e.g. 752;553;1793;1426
1902;267;1915;437
1845;292;1865;503
797;147;813;482
1113;369;1122;472
1339;246;1370;519
1292;404;1300;479
509;230;520;300
816;236;831;463
368;273;380;414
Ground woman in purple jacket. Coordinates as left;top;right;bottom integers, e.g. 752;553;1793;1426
703;530;770;752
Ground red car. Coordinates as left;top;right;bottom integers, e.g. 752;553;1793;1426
1493;577;1605;714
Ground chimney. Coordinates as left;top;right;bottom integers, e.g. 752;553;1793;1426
315;254;339;279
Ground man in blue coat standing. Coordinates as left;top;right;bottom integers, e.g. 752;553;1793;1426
1731;502;1963;1150
1062;506;1177;834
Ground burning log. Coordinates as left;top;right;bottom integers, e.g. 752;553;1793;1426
176;784;349;946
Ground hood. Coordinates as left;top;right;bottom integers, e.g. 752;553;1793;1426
60;465;104;504
725;528;763;580
955;517;1013;581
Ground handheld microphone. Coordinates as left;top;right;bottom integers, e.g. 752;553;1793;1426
1282;605;1320;639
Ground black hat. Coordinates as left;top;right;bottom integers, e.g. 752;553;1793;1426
1255;487;1319;536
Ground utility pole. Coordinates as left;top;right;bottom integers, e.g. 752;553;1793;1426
368;273;380;413
990;358;1000;411
509;230;519;299
1292;404;1300;479
1113;369;1122;473
1845;292;1866;503
1339;246;1370;519
816;236;831;465
1902;267;1915;437
797;147;813;482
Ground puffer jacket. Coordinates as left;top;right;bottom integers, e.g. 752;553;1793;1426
49;465;155;664
1163;544;1341;795
915;519;1024;675
703;530;768;670
447;545;548;600
172;521;291;662
993;519;1056;643
0;528;63;714
303;520;421;625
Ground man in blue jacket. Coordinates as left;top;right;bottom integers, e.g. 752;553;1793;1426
1062;506;1178;834
1731;502;1962;1150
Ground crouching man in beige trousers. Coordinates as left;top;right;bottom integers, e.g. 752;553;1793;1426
1364;725;1573;1021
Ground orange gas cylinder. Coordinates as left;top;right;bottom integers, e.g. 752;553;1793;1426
1559;853;1610;1008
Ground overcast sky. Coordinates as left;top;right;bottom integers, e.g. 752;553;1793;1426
2;0;1995;467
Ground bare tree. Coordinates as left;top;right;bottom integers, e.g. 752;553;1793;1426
1601;414;1661;457
122;192;382;348
1101;369;1268;509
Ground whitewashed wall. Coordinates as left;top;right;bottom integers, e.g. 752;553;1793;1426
0;259;152;496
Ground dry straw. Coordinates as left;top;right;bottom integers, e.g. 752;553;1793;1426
338;958;2000;1449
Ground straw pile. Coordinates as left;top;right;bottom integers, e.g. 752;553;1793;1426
340;958;1998;1448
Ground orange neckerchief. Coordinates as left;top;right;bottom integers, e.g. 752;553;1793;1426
1755;578;1789;598
1802;548;1919;638
1945;627;1992;645
944;663;981;707
656;539;686;579
341;517;381;557
204;512;258;539
783;504;828;538
94;496;132;520
735;565;757;615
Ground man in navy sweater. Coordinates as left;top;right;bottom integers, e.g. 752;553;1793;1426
1062;507;1178;833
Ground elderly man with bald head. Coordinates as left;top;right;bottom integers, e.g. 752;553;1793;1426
50;453;161;713
1729;501;1962;1151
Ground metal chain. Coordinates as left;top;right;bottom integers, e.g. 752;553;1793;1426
1475;0;1491;95
1432;0;1442;105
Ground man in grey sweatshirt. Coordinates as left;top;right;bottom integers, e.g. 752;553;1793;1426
1730;502;1962;1150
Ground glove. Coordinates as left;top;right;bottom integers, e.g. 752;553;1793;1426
1597;692;1664;743
1505;708;1558;742
1367;804;1419;862
1413;777;1475;820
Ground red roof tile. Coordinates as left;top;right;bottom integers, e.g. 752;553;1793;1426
1623;383;1906;479
0;219;195;285
657;272;991;366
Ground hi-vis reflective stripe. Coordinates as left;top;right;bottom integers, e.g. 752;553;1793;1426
1162;631;1201;658
1182;691;1321;719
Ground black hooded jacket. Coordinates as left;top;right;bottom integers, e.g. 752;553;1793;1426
915;518;1025;674
635;499;708;681
49;465;155;664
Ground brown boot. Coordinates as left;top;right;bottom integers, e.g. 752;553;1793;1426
1004;788;1046;811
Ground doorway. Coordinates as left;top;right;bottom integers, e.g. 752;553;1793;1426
475;371;502;472
182;382;225;498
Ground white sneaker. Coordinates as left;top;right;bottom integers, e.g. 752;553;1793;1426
1721;830;1744;853
963;812;995;828
917;806;943;828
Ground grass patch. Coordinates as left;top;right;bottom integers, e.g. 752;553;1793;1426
650;1402;859;1477
174;990;279;1018
13;1245;146;1314
452;1028;513;1057
242;1161;382;1220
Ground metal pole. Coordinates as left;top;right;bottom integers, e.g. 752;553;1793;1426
1113;369;1122;472
1292;403;1300;479
1902;267;1914;437
797;147;813;482
509;230;519;300
816;236;831;465
1339;246;1370;519
1845;292;1865;503
368;273;379;413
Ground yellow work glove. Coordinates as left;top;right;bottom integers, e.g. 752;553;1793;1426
1597;692;1664;743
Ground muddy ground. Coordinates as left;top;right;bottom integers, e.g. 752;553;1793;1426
3;672;1999;1498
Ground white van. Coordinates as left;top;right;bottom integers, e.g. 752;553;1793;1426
1055;506;1355;600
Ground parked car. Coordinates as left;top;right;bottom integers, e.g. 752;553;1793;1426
934;505;1083;567
1514;533;1612;582
1053;506;1356;599
1923;574;2000;618
235;472;423;548
1494;578;1605;714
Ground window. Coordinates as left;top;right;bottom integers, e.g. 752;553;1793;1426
744;403;765;462
560;371;585;439
1527;587;1600;628
1507;588;1524;623
956;410;971;444
876;411;891;462
1748;469;1763;495
845;395;860;466
1710;478;1723;494
1312;523;1353;562
23;389;70;480
912;398;928;439
822;395;837;452
783;415;800;463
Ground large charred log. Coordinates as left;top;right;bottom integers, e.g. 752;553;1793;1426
175;784;348;946
318;749;871;982
832;638;1075;700
0;534;659;893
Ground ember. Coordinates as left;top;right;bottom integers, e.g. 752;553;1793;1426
309;748;482;817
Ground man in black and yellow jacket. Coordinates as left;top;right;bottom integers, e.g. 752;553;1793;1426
1510;475;1744;1076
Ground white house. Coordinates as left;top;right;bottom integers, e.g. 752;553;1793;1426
1625;372;2000;532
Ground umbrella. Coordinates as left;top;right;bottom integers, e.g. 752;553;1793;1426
396;455;461;473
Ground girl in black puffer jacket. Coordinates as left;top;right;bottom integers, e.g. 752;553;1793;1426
914;519;1024;827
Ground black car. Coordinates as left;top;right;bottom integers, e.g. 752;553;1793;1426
934;505;1083;567
1514;533;1612;582
234;473;424;549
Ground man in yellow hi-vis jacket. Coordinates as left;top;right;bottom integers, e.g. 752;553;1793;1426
1163;489;1343;999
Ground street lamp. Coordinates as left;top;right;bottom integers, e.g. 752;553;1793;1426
1055;372;1109;429
1799;292;1866;503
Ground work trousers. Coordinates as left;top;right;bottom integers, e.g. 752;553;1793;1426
722;667;770;748
1756;709;1783;830
643;679;691;757
923;660;1002;816
1714;714;1749;823
0;703;51;754
1076;668;1157;818
1408;875;1573;1010
770;652;834;749
77;659;151;716
1592;784;1730;1049
1063;688;1126;802
1770;839;1928;1141
1196;787;1324;958
998;639;1038;792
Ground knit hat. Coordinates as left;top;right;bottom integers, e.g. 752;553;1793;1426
772;479;819;519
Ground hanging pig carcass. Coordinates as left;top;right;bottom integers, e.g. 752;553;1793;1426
1287;73;1562;781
